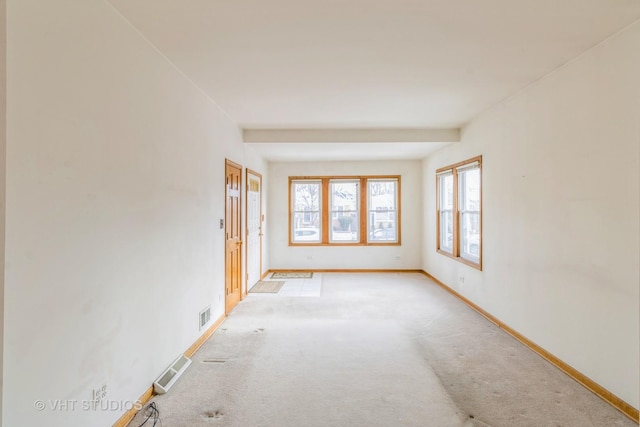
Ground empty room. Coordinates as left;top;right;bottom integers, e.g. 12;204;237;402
1;1;638;426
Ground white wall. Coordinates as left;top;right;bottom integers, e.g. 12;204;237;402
423;22;640;409
268;160;422;270
0;1;5;424
4;0;265;426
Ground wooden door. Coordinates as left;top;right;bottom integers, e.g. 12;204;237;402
246;169;263;292
225;159;242;314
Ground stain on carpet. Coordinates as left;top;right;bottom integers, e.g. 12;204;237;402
203;409;224;420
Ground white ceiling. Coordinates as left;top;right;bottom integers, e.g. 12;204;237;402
109;0;640;161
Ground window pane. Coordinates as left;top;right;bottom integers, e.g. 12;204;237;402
459;168;480;211
460;212;480;260
438;174;454;253
439;211;453;252
440;174;454;210
367;179;398;242
292;181;321;243
292;181;320;211
330;181;359;242
459;166;480;262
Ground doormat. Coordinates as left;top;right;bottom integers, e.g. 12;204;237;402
271;272;313;279
249;281;285;293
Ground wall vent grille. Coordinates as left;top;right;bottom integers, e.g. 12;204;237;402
199;306;211;330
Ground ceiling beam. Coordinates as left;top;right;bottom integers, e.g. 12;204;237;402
242;128;460;143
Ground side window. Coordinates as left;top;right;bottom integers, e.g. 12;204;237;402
436;157;482;269
437;172;454;253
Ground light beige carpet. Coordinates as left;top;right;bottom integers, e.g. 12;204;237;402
128;273;636;427
249;281;285;293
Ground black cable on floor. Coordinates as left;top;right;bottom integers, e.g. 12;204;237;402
137;401;160;427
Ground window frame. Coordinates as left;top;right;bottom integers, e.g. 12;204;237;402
290;179;323;244
329;179;360;243
436;156;482;270
366;178;399;244
289;175;401;246
437;171;454;254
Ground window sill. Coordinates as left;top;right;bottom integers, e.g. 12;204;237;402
436;249;482;271
290;242;401;247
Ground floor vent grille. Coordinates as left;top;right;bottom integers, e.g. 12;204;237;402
153;354;192;394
